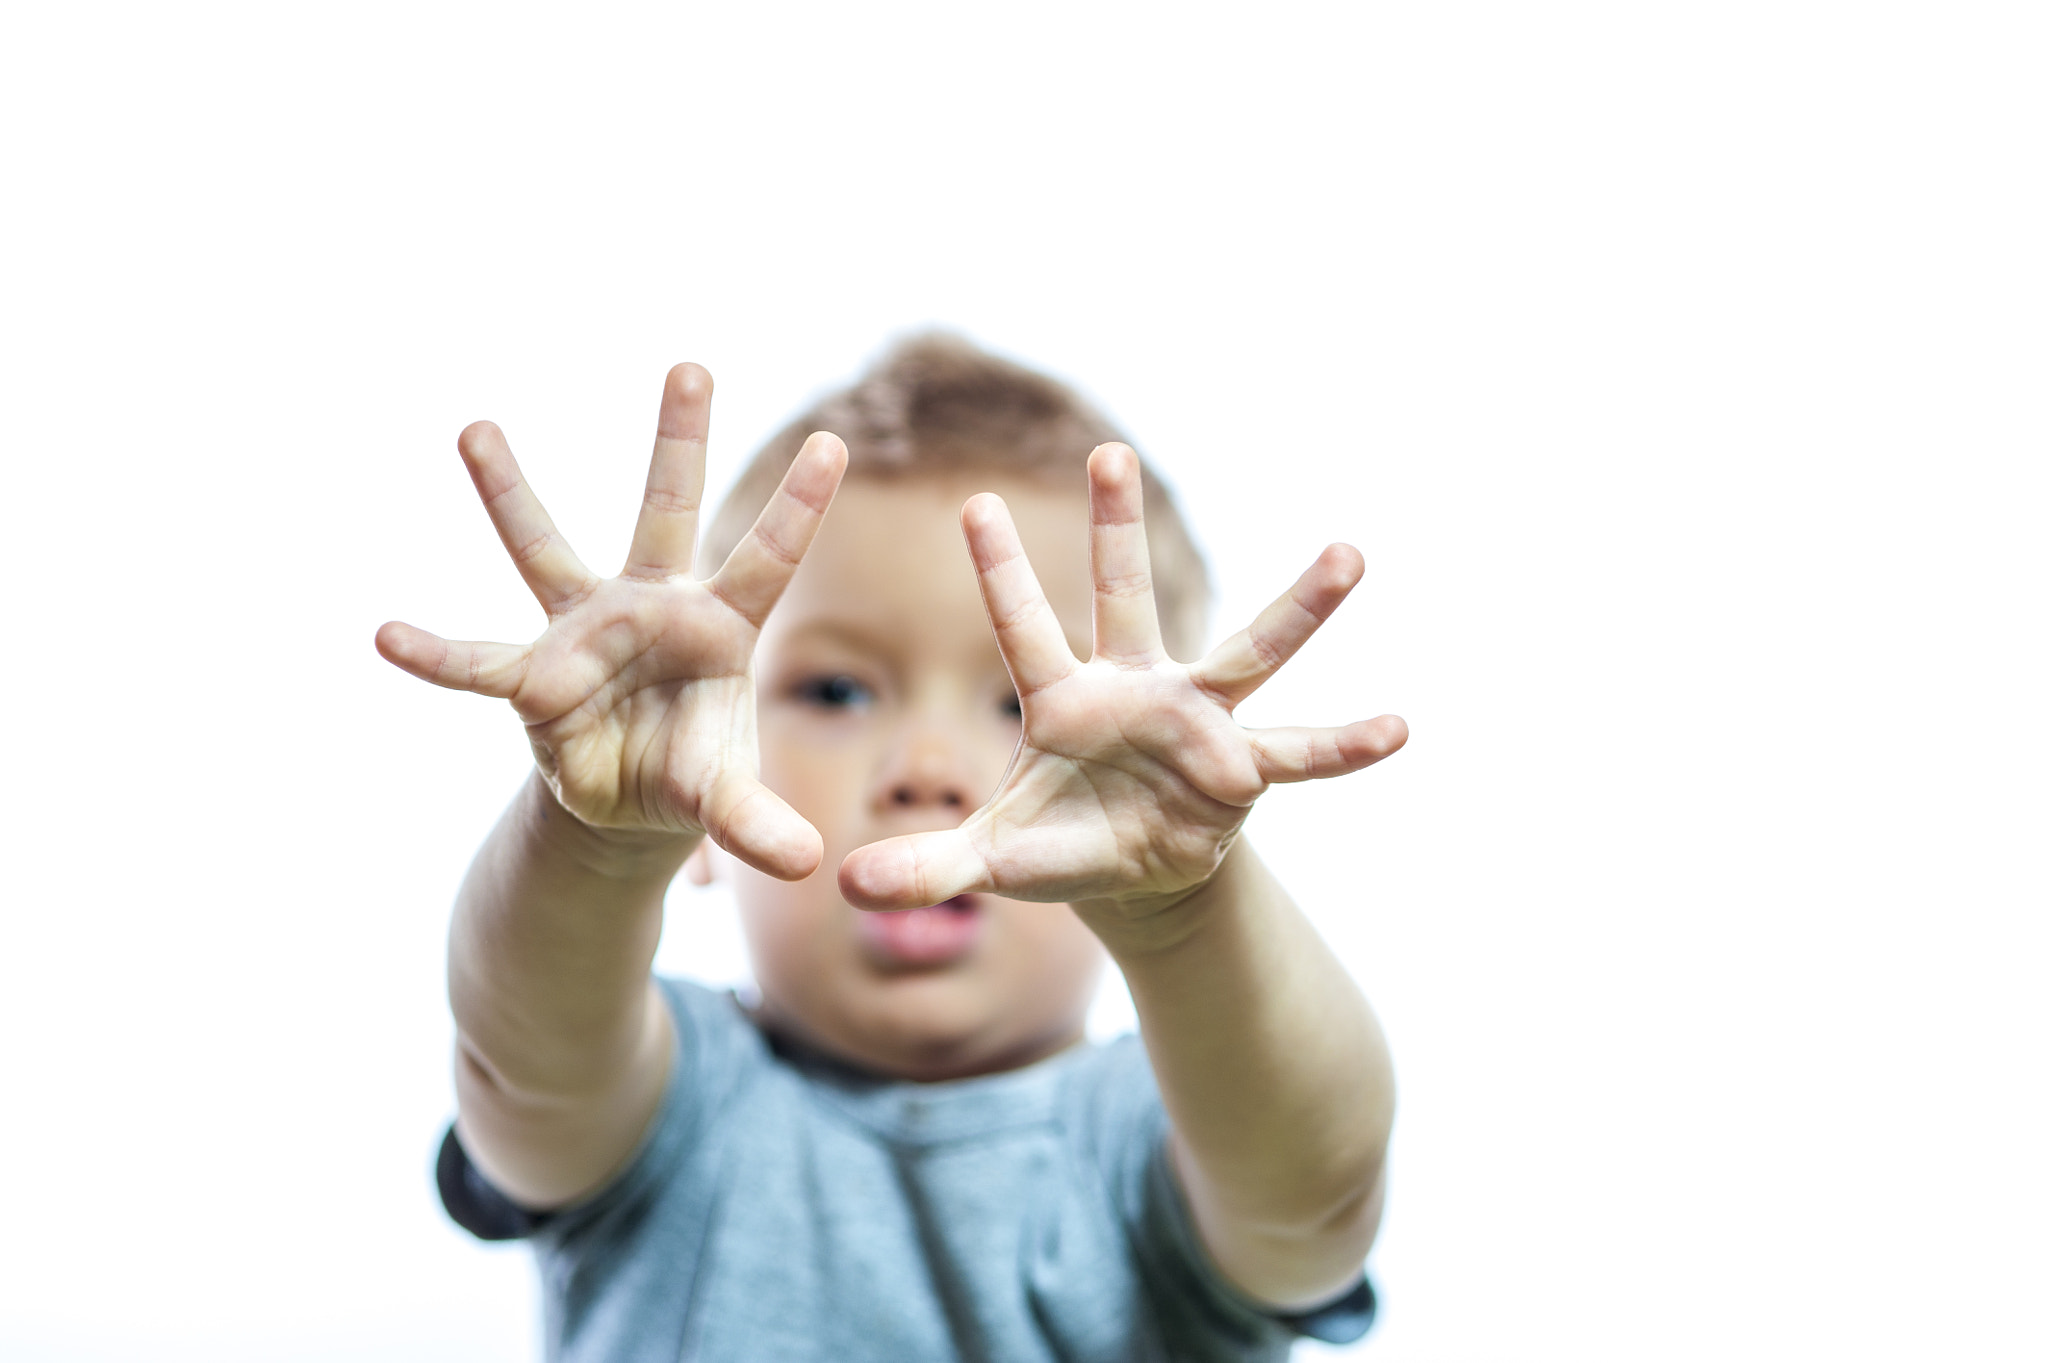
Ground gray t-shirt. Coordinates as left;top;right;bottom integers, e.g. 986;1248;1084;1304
438;977;1375;1361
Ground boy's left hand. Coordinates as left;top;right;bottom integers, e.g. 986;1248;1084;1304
838;444;1406;937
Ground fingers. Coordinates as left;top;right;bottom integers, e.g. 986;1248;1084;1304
837;830;992;912
962;493;1081;696
458;421;598;614
695;769;824;881
621;363;712;580
707;432;848;627
682;843;715;887
375;621;530;698
1192;544;1365;708
1250;715;1409;784
1087;444;1166;662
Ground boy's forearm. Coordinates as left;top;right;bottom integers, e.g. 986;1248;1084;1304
448;771;692;1201
1078;841;1393;1308
451;771;691;1094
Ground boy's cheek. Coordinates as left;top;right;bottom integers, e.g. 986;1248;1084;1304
757;741;873;846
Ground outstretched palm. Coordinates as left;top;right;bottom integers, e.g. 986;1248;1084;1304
838;444;1406;920
376;365;847;880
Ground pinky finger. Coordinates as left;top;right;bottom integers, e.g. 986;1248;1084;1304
374;621;530;698
1250;715;1409;784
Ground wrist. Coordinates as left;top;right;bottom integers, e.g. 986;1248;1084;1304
520;770;699;882
1072;838;1257;962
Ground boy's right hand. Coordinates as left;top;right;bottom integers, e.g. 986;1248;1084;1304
376;364;847;881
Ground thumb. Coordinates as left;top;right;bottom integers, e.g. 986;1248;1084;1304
838;830;991;912
694;770;823;881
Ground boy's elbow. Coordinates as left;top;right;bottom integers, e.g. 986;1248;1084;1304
1273;1101;1395;1239
1265;1148;1389;1248
1172;1128;1390;1270
1193;1165;1388;1313
1306;1163;1387;1247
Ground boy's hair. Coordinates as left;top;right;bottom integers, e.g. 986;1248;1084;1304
702;333;1212;658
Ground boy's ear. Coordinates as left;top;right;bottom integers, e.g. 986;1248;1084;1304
684;841;717;887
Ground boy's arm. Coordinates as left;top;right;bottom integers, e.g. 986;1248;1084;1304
838;442;1403;1307
1083;843;1393;1308
378;367;846;1209
444;773;688;1208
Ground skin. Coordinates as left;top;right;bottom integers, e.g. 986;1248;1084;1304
376;363;1407;1310
726;473;1110;1081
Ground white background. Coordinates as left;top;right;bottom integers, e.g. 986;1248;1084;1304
2;3;2042;1359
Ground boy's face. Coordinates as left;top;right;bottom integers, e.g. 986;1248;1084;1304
727;471;1106;1080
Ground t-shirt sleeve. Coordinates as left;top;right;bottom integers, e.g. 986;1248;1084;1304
1077;1035;1379;1349
437;1123;554;1241
433;977;758;1244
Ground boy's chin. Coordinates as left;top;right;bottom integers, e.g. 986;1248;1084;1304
778;979;1085;1084
859;1023;1086;1084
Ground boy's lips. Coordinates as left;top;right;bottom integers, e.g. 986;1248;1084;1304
853;895;985;968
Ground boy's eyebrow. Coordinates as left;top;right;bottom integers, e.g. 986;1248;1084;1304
766;616;900;657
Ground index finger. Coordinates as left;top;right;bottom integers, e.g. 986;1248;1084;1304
706;432;849;627
962;493;1080;697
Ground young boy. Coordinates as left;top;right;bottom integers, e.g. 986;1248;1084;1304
376;337;1406;1361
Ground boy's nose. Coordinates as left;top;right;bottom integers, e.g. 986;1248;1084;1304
872;732;979;816
890;780;964;809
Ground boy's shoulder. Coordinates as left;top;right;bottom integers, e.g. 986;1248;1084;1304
441;975;1369;1360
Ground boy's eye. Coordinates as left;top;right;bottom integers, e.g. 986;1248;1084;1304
794;675;873;710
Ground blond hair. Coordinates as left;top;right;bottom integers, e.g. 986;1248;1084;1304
702;333;1212;657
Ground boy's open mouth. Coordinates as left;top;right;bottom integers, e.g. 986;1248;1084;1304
853;895;985;968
